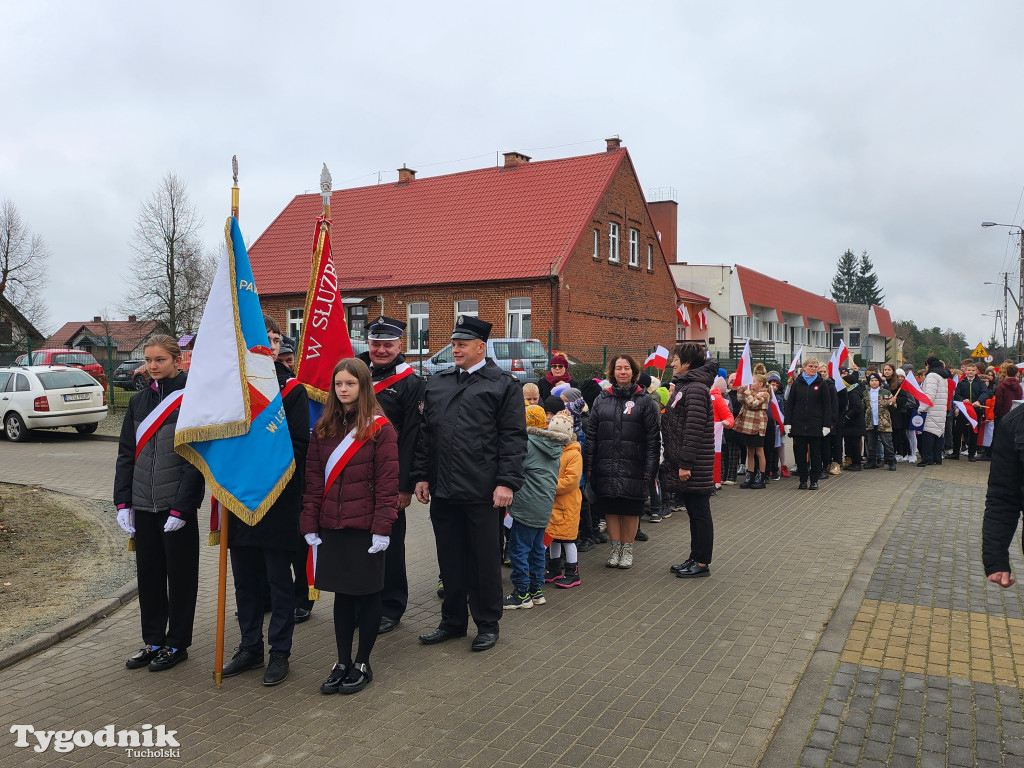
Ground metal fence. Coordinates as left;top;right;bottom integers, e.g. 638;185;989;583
0;339;135;409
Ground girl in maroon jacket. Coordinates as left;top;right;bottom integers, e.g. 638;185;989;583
301;358;399;695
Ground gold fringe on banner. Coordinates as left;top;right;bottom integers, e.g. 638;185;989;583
308;586;320;601
127;538;136;552
208;531;220;547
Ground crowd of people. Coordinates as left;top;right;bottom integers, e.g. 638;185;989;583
113;320;1017;695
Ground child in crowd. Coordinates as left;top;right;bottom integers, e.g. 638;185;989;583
863;372;896;470
734;374;770;489
523;382;540;407
544;411;584;588
710;377;734;490
723;373;744;484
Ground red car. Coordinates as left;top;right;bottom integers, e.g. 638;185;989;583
16;350;108;389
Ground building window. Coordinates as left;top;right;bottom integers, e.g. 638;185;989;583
0;318;11;344
609;223;619;262
731;316;752;339
831;327;844;348
849;328;861;347
507;297;531;338
647;244;653;271
287;308;304;338
347;305;368;337
455;299;478;319
592;229;600;259
408;302;429;353
629;228;639;266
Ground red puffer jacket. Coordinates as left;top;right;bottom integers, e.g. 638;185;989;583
300;421;399;537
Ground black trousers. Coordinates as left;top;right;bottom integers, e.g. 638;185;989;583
381;509;408;621
792;434;823;482
829;430;843;464
919;431;943;464
230;546;296;657
430;499;503;635
680;492;713;564
577;492;595;541
134;511;199;650
844;434;863;465
952;413;978;457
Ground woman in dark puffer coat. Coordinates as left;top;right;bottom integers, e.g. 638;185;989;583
584;354;660;570
660;344;717;579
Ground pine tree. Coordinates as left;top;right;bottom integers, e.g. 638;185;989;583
854;251;885;306
830;249;858;302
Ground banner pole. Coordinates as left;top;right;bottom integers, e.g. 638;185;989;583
214;510;228;687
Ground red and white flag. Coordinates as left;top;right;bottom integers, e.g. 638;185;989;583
953;401;978;432
696;308;709;330
900;373;934;408
676;304;690;327
644;345;670;370
828;340;849;379
735;339;754;387
787;346;804;376
770;395;785;426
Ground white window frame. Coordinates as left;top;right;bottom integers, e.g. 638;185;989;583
507;297;531;338
455;299;478;319
647;244;653;271
592;229;600;259
629;228;640;266
347;305;368;337
831;327;844;349
408;302;429;354
609;222;620;262
849;327;861;347
287;308;304;338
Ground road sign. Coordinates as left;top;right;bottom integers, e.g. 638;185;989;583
971;343;988;358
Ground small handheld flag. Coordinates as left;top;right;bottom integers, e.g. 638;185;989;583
770;394;784;426
787;346;804;376
900;373;934;408
644;345;670;370
735;339;754;387
954;400;978;432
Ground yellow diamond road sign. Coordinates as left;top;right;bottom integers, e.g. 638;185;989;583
971;343;988;358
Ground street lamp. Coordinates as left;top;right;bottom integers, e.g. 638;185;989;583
982;222;1024;359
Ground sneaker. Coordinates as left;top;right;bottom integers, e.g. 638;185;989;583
530;587;547;605
436;579;445;598
671;504;685;514
263;652;289;686
502;591;533;610
635;528;649;542
648;512;663;523
578;538;596;553
722;479;736;486
598;520;607;533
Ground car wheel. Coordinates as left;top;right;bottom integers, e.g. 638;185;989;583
134;375;147;391
75;423;98;435
4;412;28;442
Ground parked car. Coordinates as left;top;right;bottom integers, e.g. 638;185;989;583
417;338;550;382
113;359;146;391
0;366;108;441
15;349;108;389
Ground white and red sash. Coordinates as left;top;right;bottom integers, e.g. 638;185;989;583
322;414;389;500
282;377;303;399
373;363;413;394
135;390;185;460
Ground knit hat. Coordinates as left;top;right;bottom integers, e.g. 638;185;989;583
866;372;881;383
656;386;670;406
543;396;566;415
549;354;568;368
895;368;906;378
551;381;571;397
718;367;728;380
525;405;547;429
647;378;662;393
767;370;781;383
638;373;652;389
713;376;728;394
547;411;575;440
561;387;583;402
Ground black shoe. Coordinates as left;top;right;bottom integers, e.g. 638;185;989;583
670;558;695;573
848;463;862;472
578;538;596;553
294;607;311;624
436;580;445;599
809;481;819;491
969;455;978;462
378;616;399;634
320;662;350;695
818;471;828;480
126;646;160;670
595;531;609;544
865;460;877;469
916;460;931;467
340;662;372;694
798;480;808;490
635;528;649;542
222;647;264;677
263;652;289;686
888;461;897;471
676;562;710;578
148;646;188;672
471;632;498;652
419;627;467;645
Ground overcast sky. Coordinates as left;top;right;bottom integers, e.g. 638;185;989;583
4;1;1024;348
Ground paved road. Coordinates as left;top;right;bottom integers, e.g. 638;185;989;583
0;436;1019;766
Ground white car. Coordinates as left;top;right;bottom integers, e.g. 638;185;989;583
0;366;108;442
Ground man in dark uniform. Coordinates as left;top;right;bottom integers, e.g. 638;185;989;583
357;316;425;634
413;316;527;652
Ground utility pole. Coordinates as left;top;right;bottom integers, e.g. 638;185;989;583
982;223;1024;359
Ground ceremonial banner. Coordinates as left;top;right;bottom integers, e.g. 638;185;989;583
174;217;295;525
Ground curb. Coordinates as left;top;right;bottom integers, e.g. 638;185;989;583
0;579;138;671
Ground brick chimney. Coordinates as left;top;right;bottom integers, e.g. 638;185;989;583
397;164;416;183
128;315;137;322
605;136;622;151
93;315;101;322
502;151;531;168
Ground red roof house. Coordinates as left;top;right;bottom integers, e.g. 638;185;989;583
44;316;168;364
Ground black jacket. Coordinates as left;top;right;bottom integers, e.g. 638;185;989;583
982;403;1024;575
114;372;204;519
358;351;425;494
660;359;716;496
785;374;833;437
584;382;661;500
229;362;310;550
412;359;527;501
954;376;991;407
844;380;867;437
538;375;580;402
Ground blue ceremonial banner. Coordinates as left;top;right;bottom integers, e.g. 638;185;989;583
174;217;295;525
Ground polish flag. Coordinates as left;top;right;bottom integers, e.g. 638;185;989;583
787;346;804;376
900;373;934;408
954;401;978;432
828;340;849;380
676;304;690;327
770;394;785;426
644;345;670;370
697;308;709;330
735;339;754;387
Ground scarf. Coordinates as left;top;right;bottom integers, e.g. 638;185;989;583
545;370;572;386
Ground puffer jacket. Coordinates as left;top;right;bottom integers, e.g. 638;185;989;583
863;387;893;432
844;381;867;437
983;403;1024;574
660;359;716;495
920;366;950;437
546;440;583;542
300;416;399;537
510;427;571;529
785;374;832;437
584;383;660;500
114;372;204;519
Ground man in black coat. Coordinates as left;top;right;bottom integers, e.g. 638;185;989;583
983;402;1024;589
413;315;527;652
358;316;426;635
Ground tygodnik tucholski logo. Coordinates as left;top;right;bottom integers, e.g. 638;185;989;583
10;723;180;756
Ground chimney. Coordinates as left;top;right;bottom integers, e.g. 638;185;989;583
128;315;137;322
605;136;622;151
502;151;531;168
93;316;101;322
397;164;416;183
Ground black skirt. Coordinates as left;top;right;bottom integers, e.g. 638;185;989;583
314;528;385;596
592;496;646;518
740;432;765;448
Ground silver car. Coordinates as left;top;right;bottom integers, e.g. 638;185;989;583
416;338;550;382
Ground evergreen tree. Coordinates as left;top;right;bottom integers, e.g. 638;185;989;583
830;249;858;302
854;251;885;306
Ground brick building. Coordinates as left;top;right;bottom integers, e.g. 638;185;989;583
44;316;169;366
248;139;679;363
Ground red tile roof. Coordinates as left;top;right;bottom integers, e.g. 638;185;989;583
44;320;165;351
248;150;628;294
871;304;895;337
676;288;710;304
734;264;840;326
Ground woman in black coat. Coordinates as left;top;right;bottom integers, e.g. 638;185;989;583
784;357;831;489
584;354;660;570
660;344;716;579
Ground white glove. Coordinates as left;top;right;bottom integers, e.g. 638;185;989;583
117;508;135;534
784;425;791;436
368;534;390;554
822;427;831;436
304;533;322;547
163;515;186;533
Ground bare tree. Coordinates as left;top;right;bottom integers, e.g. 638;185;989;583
123;173;213;336
0;198;50;329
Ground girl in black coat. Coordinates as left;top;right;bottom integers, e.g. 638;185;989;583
584;354;660;570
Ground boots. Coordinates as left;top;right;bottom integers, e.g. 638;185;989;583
751;470;766;489
740;471;754;489
556;562;581;588
544;557;564;583
606;541;622;568
618;542;634;569
888;459;897;471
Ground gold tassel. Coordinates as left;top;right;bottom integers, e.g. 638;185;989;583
208;531;220;547
127;538;136;552
308;586;320;601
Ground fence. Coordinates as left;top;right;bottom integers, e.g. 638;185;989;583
0;339;135;409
